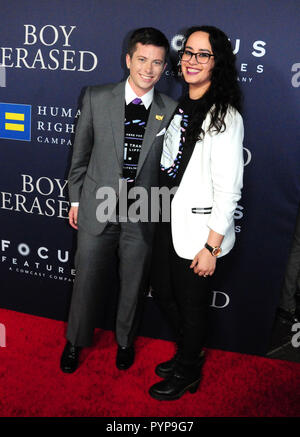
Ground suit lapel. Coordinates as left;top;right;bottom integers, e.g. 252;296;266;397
109;82;125;171
136;91;165;178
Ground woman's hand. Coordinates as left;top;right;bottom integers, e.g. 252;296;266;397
190;248;216;277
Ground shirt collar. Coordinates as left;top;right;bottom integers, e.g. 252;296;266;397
125;77;154;110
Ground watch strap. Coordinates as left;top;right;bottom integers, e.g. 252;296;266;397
205;243;221;257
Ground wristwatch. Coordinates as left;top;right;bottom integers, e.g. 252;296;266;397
205;243;222;257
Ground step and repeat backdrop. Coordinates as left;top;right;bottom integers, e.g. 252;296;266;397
1;0;299;355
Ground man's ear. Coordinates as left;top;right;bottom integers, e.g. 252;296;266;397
125;53;131;69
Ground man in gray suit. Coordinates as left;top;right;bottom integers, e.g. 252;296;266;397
60;28;177;373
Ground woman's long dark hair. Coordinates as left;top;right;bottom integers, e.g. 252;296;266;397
181;25;242;144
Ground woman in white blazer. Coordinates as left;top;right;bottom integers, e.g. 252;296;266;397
149;26;244;401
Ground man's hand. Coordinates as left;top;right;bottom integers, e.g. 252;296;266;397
190;248;216;277
69;206;79;230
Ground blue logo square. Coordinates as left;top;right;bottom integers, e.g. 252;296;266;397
0;103;31;141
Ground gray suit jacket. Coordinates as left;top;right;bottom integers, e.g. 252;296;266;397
68;81;177;236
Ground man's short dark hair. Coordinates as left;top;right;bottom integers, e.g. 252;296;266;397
128;27;170;58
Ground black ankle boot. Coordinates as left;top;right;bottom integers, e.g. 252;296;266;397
149;354;205;401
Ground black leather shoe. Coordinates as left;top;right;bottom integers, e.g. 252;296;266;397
149;355;205;401
116;345;135;370
60;341;81;373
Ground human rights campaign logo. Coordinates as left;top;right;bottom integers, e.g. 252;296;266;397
0;103;31;141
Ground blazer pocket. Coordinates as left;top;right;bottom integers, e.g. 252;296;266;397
191;207;212;215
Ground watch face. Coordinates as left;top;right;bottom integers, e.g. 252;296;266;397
212;247;222;256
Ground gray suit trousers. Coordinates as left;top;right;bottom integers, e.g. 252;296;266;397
66;221;151;347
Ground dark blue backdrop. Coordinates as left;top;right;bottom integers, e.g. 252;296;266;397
1;0;299;355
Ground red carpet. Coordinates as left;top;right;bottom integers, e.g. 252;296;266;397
0;308;299;417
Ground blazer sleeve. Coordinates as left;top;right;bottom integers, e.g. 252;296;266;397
207;108;244;236
68;86;94;203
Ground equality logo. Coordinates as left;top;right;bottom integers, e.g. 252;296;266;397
0;102;31;141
